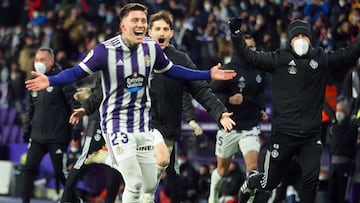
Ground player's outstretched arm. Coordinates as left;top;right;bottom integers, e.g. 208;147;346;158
210;63;236;80
163;63;236;81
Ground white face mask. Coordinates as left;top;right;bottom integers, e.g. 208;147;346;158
292;38;309;56
34;62;47;74
339;0;345;7
204;3;211;12
336;112;345;123
70;146;79;152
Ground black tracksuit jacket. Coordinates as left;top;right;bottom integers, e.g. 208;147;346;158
150;45;228;141
231;33;360;137
23;64;80;143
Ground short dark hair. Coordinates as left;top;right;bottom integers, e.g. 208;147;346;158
149;10;174;29
119;3;148;23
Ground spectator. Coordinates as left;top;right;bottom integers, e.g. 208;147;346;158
178;152;199;203
198;164;211;203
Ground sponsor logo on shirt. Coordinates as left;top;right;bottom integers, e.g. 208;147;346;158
124;72;145;92
136;145;154;151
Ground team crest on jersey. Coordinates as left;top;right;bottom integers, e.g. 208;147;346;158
31;91;38;97
271;149;279;158
271;143;280;158
309;59;318;69
116;146;123;154
46;86;53;92
256;74;262;83
125;72;145;92
144;55;150;67
83;50;94;63
94;129;102;141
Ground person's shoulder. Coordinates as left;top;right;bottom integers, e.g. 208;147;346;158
101;35;122;48
307;47;325;57
144;36;158;45
165;45;186;55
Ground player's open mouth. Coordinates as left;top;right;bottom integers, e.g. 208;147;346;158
158;38;165;43
134;30;144;36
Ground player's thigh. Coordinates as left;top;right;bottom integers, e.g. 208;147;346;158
215;129;241;158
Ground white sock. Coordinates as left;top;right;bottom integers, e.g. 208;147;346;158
140;165;165;203
209;169;224;202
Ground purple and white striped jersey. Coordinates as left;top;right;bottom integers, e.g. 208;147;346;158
78;35;173;134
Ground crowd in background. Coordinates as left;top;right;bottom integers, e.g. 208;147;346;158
1;0;360;202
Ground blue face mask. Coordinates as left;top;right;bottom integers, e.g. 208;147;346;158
46;29;53;36
280;38;288;45
106;15;114;22
240;2;246;9
99;12;106;17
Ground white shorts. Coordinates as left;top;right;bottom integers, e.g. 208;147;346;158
215;126;260;158
103;130;156;166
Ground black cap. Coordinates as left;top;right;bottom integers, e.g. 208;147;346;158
288;20;311;41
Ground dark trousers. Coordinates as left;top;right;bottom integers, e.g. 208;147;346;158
166;146;180;203
22;140;68;203
61;122;121;203
250;132;322;203
328;161;354;203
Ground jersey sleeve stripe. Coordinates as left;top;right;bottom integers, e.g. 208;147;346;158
79;62;95;75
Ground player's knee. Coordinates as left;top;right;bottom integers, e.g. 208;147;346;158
127;176;143;192
132;180;142;191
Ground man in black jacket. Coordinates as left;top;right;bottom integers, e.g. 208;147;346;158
21;47;80;203
143;10;235;203
228;18;360;203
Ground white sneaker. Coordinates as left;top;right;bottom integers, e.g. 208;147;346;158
85;147;109;165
